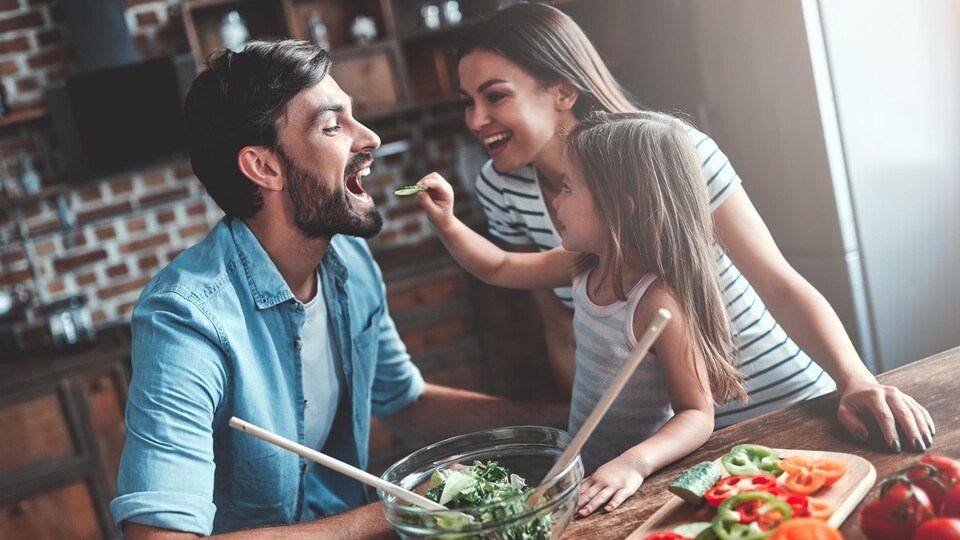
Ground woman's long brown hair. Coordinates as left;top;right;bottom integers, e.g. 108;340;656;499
568;111;746;404
457;2;637;118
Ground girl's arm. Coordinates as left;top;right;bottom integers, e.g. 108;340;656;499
577;285;715;516
414;172;576;290
713;187;933;451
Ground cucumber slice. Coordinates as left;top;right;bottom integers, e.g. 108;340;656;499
673;522;712;538
394;185;429;196
694;524;720;540
668;461;723;505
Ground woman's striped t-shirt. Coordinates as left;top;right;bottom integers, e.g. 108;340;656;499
473;126;837;427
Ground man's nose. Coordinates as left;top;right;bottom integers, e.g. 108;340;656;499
354;121;381;153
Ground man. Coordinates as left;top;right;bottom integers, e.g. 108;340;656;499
110;40;566;539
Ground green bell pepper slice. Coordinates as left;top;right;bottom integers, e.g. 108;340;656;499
711;491;793;540
720;444;782;477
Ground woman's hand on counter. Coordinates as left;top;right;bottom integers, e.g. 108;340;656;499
837;378;935;453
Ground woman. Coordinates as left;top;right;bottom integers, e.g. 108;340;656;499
455;2;932;452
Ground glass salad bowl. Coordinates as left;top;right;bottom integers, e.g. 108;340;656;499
378;426;583;539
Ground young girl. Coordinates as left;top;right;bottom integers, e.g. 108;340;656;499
415;110;745;516
455;2;932;455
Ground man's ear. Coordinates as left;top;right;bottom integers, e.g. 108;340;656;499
554;78;580;112
237;146;284;192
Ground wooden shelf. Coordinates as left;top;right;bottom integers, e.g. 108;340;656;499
329;38;393;59
0;107;47;129
397;16;482;43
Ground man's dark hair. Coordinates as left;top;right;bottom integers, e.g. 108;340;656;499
184;40;331;218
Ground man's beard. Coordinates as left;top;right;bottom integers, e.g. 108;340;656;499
279;148;383;239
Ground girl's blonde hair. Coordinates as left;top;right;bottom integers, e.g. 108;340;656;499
567;111;746;403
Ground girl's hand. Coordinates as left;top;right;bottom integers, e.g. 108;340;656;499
414;172;455;230
576;454;645;517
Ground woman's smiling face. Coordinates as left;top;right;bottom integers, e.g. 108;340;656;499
458;49;573;173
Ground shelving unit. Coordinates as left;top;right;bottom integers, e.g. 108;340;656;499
179;0;507;119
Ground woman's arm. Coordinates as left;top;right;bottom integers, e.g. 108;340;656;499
713;187;934;451
415;172;576;290
528;287;576;395
577;286;715;515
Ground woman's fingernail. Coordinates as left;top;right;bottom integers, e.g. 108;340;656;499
854;429;867;441
914;437;926;451
891;439;902;453
923;433;933;447
930;423;936;437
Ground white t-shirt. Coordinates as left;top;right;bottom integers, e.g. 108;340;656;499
301;273;341;452
473;126;836;427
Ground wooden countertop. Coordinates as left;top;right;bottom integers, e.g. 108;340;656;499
562;346;960;539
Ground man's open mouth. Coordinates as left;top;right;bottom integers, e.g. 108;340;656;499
345;163;372;201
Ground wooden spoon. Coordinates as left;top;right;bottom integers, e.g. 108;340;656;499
228;416;447;511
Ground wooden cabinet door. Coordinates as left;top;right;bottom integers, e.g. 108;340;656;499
0;481;103;540
78;370;127;499
0;387;77;477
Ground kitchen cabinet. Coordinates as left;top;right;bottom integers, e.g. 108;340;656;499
180;0;602;119
0;347;129;540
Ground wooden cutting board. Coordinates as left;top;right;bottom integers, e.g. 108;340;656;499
627;448;876;539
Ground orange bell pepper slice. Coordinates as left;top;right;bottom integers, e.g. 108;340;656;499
784;468;827;495
804;497;835;520
780;456;815;476
811;458;847;486
771;518;843;540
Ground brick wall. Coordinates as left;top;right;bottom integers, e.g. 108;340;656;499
0;0;490;355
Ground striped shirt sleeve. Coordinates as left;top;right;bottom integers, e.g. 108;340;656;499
688;128;742;211
474;160;534;245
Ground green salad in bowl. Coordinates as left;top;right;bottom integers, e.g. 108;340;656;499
378;426;583;539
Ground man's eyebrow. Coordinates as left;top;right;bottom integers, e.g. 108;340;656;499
457;79;509;96
305;100;348;131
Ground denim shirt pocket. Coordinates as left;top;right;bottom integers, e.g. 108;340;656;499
350;307;382;391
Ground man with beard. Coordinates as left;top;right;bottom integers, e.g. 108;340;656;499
111;40;567;539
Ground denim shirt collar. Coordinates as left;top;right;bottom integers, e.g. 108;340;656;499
229;218;349;309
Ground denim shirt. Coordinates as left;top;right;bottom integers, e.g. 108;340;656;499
109;218;424;535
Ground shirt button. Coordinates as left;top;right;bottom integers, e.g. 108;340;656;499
301;464;308;475
304;399;309;409
293;339;303;349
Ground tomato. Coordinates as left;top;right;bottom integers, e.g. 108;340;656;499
942;484;960;518
784;469;827;495
919;455;960;477
704;475;779;507
859;479;935;540
642;533;689;540
771;518;842;540
905;456;960;509
911;517;960;540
